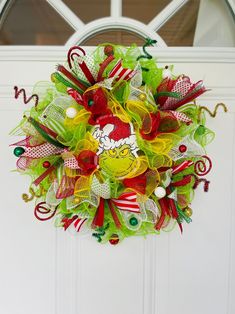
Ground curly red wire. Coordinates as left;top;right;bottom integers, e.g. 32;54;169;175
34;202;57;221
14;86;39;107
193;177;210;192
67;46;86;69
194;155;212;176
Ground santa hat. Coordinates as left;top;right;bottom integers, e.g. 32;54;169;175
93;115;138;155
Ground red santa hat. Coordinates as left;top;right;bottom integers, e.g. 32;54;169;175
93;115;138;154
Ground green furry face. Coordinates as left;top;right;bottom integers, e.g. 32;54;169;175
99;144;136;178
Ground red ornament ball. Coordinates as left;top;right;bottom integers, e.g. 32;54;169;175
179;144;187;153
43;161;51;168
109;234;119;245
104;45;114;56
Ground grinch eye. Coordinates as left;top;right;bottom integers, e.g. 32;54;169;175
108;149;117;157
120;148;129;156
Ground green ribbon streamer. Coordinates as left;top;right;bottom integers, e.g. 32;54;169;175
28;117;67;149
53;72;84;94
155;91;181;99
176;204;192;224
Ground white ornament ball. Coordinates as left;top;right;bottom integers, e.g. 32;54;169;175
154;186;166;199
65;107;78;118
162;69;172;79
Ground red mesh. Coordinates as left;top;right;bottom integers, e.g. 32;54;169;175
16;156;32;170
157;76;206;110
56;175;76;199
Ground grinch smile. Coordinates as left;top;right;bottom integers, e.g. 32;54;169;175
99;145;137;178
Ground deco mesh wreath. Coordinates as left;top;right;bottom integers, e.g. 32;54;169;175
11;39;215;245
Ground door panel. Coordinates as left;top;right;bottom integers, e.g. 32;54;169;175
0;47;234;314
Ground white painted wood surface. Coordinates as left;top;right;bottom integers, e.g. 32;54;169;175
0;48;234;314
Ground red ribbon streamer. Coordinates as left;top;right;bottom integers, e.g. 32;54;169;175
97;55;115;82
155;198;169;230
171;175;192;187
108;200;122;228
168;198;179;219
78;61;96;85
92;197;105;228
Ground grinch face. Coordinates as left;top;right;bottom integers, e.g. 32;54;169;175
99;144;137;178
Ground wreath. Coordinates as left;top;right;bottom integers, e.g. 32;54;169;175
11;39;221;245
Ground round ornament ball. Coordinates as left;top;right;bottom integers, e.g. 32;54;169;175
179;144;187;153
162;66;172;79
14;146;25;157
65;107;78;119
109;234;119;245
43;161;51;168
104;45;114;56
154;186;166;199
185;207;193;217
129;217;138;226
139;93;146;101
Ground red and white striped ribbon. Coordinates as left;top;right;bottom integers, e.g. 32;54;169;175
73;217;87;232
111;192;140;213
109;60;136;82
172;160;194;175
62;215;87;232
67;88;83;104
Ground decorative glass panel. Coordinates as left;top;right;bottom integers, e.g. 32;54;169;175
158;0;235;46
123;0;171;24
0;0;234;46
0;0;74;45
63;0;110;23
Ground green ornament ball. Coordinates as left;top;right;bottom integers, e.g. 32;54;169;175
88;99;94;106
129;217;138;226
13;146;25;157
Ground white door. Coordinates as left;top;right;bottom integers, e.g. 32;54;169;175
0;1;235;314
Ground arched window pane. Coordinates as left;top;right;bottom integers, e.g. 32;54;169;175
123;0;171;24
0;0;74;45
157;0;200;46
0;0;234;46
193;0;235;47
63;0;110;24
158;0;235;47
